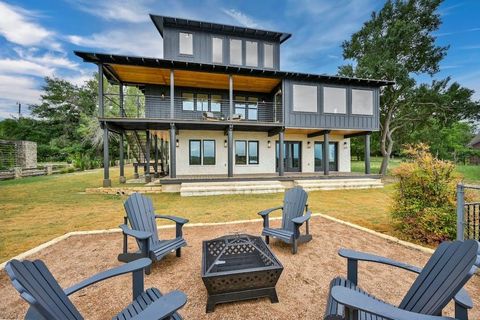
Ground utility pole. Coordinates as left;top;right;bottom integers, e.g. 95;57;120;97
17;102;21;118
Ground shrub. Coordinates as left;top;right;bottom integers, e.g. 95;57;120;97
391;143;461;243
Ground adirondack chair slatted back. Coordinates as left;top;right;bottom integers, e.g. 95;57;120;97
399;240;479;315
5;259;82;320
124;193;160;250
281;187;308;232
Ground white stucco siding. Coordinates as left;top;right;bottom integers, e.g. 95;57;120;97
175;130;351;175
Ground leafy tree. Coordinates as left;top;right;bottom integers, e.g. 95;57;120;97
339;0;448;175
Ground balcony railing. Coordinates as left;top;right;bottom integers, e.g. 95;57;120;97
102;94;283;124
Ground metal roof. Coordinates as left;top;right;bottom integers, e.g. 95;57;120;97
74;51;395;87
150;14;292;44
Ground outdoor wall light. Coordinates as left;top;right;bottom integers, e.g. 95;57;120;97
176;139;179;148
267;140;271;148
307;141;311;148
224;139;228;148
161;93;165;99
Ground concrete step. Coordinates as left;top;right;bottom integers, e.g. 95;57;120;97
295;178;383;191
180;180;286;196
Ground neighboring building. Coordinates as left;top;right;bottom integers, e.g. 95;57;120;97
468;132;480;165
75;15;393;190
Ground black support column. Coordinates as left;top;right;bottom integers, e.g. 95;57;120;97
169;124;176;178
365;133;371;174
170;69;174;119
154;133;159;178
323;131;330;176
102;125;111;187
119;131;126;184
145;130;151;183
227;125;233;177
278;130;285;176
229;75;233;118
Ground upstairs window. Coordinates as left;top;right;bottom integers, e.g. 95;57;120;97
323;86;346;114
197;94;209;111
264;43;274;68
246;41;258;67
211;94;222;112
292;84;317;112
352;89;374;115
179;32;193;55
212;37;223;63
230;39;242;65
182;92;194;111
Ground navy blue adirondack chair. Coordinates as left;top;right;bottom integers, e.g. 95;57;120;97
6;258;187;320
325;240;480;320
118;193;189;274
258;186;312;254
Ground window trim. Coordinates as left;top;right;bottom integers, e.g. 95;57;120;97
322;85;347;115
235;140;247;165
178;32;194;56
248;140;259;164
189;139;202;165
202;140;216;165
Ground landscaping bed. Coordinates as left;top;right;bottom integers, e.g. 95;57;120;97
1;216;478;319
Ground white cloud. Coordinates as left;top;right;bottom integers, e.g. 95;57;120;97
0;59;54;77
0;1;60;50
68;27;163;57
0;75;42;105
70;0;151;23
222;9;262;28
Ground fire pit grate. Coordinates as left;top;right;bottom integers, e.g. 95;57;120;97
202;234;283;312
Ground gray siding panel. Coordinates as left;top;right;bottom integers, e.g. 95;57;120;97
163;27;280;70
283;79;380;131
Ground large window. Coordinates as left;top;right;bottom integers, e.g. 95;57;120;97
203;140;216;165
182;92;194;111
230;39;242;65
248;141;259;164
323;86;346;114
235;140;247;164
189;140;201;165
234;96;246;119
196;94;208;111
245;41;258;67
179;32;193;55
264;43;274;68
247;97;258;120
292;84;317;112
212;37;223;63
235;96;258;120
211;94;222;112
352;89;374;115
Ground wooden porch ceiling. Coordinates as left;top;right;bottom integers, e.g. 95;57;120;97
108;64;281;93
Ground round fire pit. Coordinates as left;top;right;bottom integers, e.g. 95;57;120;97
201;234;283;312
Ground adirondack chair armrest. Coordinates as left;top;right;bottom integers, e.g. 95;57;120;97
64;258;152;296
155;215;189;225
338;248;422;273
258;206;283;217
291;210;312;225
329;286;455;320
119;224;152;240
130;290;187;320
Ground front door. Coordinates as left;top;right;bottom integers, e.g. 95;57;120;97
276;141;302;172
314;142;338;171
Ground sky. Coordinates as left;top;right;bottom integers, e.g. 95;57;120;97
0;0;479;119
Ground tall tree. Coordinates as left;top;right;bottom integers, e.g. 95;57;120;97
339;0;448;175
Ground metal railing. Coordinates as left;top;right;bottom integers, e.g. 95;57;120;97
457;184;480;241
102;94;283;124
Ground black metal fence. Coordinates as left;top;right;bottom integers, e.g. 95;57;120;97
457;184;480;241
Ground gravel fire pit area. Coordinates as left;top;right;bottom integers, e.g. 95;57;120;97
1;216;479;319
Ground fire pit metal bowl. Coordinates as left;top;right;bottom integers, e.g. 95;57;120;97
201;234;283;313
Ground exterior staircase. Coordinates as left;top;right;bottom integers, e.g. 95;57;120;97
294;178;383;191
180;180;286;196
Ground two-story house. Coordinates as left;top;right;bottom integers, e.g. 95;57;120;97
75;14;393;195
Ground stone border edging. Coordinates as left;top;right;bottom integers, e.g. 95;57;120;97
0;213;434;270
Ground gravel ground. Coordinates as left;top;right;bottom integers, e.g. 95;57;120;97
0;216;478;319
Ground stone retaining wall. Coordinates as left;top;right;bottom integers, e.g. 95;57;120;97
85;186;162;195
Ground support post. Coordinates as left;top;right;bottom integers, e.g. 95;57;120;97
456;184;465;241
154;133;159;178
160;138;165;174
169;124;176;178
145;130;151;183
229;75;233;118
170;69;174;119
364;133;371;174
227;125;233;177
323;131;329;176
98;64;104;118
102;125;111;187
119;82;124;117
119;131;126;183
278;130;284;176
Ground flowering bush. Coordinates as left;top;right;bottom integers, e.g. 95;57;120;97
391;144;461;243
